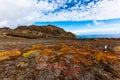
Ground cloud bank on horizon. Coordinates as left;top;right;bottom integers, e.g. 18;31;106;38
0;0;120;35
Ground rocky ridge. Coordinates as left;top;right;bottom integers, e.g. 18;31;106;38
0;25;76;39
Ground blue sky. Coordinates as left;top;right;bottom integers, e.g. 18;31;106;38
0;0;120;35
35;18;120;35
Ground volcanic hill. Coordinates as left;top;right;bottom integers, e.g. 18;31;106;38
0;25;76;39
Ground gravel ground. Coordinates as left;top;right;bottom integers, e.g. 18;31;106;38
0;38;120;80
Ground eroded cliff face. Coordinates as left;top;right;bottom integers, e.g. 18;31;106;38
0;25;76;39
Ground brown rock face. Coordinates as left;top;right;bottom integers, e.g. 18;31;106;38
0;25;76;39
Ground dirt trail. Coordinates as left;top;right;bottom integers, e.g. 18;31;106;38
0;38;57;50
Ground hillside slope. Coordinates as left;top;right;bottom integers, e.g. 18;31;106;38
0;25;76;39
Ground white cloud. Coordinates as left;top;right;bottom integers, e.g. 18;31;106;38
74;23;120;35
36;0;120;21
93;20;101;25
87;0;120;20
0;21;9;27
93;20;105;26
0;0;40;28
0;0;120;28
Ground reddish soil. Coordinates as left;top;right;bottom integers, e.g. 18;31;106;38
0;38;120;80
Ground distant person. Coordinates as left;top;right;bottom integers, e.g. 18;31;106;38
104;45;108;52
45;34;48;38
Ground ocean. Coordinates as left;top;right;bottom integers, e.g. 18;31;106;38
77;34;120;39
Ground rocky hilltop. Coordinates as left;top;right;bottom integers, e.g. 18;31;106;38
0;25;76;39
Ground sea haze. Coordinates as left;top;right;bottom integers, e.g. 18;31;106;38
77;34;120;39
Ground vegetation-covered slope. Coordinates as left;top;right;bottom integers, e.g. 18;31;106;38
0;40;120;80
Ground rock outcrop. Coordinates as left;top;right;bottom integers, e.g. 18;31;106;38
0;25;76;39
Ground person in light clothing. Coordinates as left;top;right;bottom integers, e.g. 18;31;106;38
104;45;108;52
